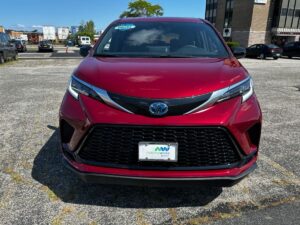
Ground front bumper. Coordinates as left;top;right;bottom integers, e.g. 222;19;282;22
39;46;53;51
59;91;262;185
63;157;257;187
268;52;282;57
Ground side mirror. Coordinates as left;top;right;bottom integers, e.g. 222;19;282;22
231;47;246;59
79;45;92;57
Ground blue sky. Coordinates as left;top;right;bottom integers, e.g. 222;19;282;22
0;0;205;32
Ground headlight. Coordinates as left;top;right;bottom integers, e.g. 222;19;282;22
217;77;253;103
67;75;133;114
185;77;254;114
68;76;102;101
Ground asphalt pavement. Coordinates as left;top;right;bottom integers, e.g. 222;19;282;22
0;56;299;225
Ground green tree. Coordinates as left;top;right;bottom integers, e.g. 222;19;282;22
77;20;96;41
120;0;164;18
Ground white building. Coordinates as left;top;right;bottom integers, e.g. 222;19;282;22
42;26;56;40
57;27;69;40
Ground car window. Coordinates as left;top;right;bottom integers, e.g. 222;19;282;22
5;34;10;42
95;21;229;58
249;45;256;49
0;33;8;43
267;44;279;48
285;42;294;48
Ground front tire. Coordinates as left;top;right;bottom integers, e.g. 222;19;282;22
273;56;278;60
259;53;265;59
13;53;18;60
0;53;4;64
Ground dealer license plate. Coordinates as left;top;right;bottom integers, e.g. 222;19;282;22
138;142;178;162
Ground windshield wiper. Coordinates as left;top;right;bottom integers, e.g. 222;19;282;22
94;53;196;58
155;54;195;58
93;53;121;57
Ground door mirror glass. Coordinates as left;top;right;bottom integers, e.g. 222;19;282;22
79;45;92;57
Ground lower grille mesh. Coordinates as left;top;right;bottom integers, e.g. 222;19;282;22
78;125;241;169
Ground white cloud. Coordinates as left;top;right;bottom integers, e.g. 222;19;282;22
17;24;25;28
127;29;163;46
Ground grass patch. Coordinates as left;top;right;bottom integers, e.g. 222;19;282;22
40;186;59;202
3;167;24;183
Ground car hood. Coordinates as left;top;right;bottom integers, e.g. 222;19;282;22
74;57;248;99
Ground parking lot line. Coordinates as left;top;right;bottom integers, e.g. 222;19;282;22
259;154;300;185
182;196;300;225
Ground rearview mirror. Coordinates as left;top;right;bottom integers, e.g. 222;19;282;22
231;47;246;59
79;45;92;57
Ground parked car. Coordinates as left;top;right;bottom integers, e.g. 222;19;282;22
60;17;262;187
38;40;54;52
246;44;282;59
282;41;300;58
12;39;27;52
0;32;18;64
78;36;91;46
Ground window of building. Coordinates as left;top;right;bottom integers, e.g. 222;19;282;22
275;0;300;29
288;8;294;16
205;0;218;25
281;8;288;16
224;0;234;28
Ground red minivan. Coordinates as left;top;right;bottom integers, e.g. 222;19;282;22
59;17;262;186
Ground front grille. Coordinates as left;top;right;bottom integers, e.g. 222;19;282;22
78;125;242;170
108;92;212;117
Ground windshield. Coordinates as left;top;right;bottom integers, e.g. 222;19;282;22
95;21;229;58
41;41;51;44
267;44;279;48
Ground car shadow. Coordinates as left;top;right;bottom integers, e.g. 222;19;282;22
280;56;300;60
244;57;277;61
31;126;222;208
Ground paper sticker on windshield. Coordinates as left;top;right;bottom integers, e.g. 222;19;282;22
115;24;136;31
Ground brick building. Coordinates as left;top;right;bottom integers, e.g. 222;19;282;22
205;0;300;47
26;32;43;44
5;29;23;39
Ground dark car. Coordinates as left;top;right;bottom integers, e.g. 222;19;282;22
246;44;282;59
12;39;27;52
60;17;262;187
0;32;18;64
38;40;54;52
282;41;300;58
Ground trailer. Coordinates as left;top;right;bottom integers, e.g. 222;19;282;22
42;26;56;40
57;27;69;40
